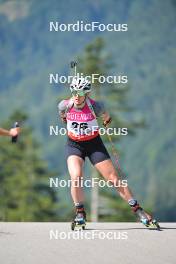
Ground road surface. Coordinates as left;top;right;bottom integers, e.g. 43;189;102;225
0;222;175;264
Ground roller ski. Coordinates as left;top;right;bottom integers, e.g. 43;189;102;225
71;205;86;231
137;209;160;230
129;199;160;230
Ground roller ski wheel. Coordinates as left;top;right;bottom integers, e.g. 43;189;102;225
142;219;161;230
71;222;75;231
138;210;160;230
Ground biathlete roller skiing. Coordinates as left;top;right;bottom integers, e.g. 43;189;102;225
58;61;160;231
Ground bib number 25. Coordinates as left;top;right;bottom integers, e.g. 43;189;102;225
72;122;88;131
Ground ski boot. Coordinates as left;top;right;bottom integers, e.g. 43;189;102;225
129;199;160;230
71;206;86;231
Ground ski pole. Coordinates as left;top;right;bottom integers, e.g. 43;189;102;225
11;121;19;143
105;124;126;179
70;61;77;77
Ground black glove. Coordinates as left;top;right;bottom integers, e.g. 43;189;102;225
103;117;112;127
59;112;67;123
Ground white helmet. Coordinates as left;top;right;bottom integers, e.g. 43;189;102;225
70;77;91;94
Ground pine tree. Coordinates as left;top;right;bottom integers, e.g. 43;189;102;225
0;111;63;221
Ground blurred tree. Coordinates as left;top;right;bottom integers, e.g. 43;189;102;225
0;110;64;221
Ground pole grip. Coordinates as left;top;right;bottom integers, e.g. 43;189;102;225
11;122;19;143
70;61;77;68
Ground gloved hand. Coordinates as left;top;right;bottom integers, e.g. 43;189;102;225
61;117;67;123
59;112;67;123
103;117;112;127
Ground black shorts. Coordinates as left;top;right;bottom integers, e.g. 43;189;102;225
65;135;111;165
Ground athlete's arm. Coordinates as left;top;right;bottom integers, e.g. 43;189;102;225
0;127;20;137
92;100;112;126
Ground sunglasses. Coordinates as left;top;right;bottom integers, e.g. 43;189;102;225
71;90;85;97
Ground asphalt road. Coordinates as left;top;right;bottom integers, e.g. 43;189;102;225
0;222;175;264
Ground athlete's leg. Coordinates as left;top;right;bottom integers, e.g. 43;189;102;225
94;159;133;201
67;155;85;204
94;158;154;222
